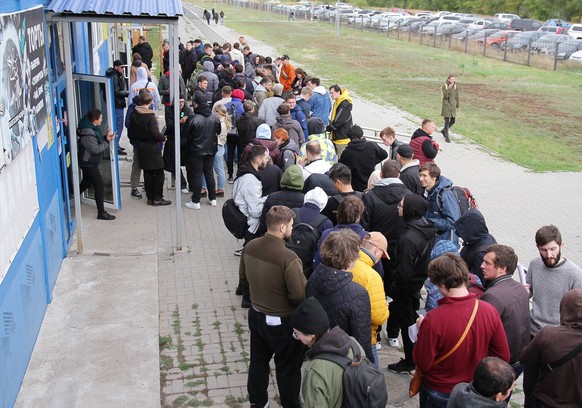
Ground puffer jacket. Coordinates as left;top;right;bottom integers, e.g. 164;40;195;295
77;116;108;167
232;164;266;234
361;178;410;262
425;176;461;243
409;128;438;165
350;250;389;345
306;263;373;362
455;209;497;282
184;111;220;158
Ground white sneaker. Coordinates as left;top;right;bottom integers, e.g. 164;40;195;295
185;201;201;210
181;188;189;194
209;199;217;207
234;246;244;256
388;338;400;348
376;342;382;350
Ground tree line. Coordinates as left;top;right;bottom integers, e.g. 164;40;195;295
362;0;582;22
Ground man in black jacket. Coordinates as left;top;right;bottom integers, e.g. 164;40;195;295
387;193;435;373
132;36;153;69
111;60;128;156
179;40;198;85
396;144;423;195
184;94;221;210
339;125;387;192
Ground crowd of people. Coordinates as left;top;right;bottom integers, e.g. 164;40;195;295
97;31;582;408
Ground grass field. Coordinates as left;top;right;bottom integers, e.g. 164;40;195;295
195;2;582;171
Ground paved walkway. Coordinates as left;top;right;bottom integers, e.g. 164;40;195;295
15;5;581;408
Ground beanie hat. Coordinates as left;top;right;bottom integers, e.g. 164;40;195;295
231;89;245;101
430;240;459;260
304;187;328;212
292;297;329;335
256;123;271;140
307;117;325;135
280;164;304;191
397;144;414;159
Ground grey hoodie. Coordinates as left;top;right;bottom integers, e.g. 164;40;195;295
447;383;507;408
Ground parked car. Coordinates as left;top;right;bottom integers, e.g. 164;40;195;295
505;31;546;51
405;20;428;33
568;49;582;62
467;28;501;41
539;25;569;35
481;30;520;48
435;22;465;36
509;19;542;31
567;24;582;40
438;15;462;22
546;39;582;59
466;19;492;30
488;21;510;30
452;28;481;40
531;33;570;53
388;17;422;31
494;13;521;23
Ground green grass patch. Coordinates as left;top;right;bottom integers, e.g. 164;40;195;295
195;2;582;171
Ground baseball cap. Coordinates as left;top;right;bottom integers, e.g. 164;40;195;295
365;232;390;259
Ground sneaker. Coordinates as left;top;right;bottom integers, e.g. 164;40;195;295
153;199;172;206
376;342;382;351
200;188;207;197
185;201;201;210
234;246;244;256
209;199;217;207
97;212;116;220
215;189;225;197
131;188;142;199
181;188;190;194
388;338;400;348
387;359;415;374
227;177;234;184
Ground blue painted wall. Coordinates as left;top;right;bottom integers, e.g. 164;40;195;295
0;0;50;14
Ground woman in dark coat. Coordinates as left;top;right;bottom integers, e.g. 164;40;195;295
130;90;171;206
77;108;116;220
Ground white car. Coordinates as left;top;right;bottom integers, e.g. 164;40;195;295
467;19;492;30
569;49;582;62
568;24;582;40
494;13;521;23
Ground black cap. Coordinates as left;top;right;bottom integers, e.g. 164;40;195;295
281;54;290;60
397;144;414;159
292;297;329;335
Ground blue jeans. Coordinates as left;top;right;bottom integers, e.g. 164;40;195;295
419;384;450;408
202;144;225;190
114;108;125;150
371;345;379;368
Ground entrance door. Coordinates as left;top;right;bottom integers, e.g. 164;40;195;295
73;73;121;210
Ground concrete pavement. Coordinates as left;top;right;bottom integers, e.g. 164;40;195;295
14;5;582;408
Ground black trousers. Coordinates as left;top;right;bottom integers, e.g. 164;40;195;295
443;116;456;138
247;307;304;408
80;166;105;214
186;155;216;203
226;136;248;178
143;168;165;201
391;291;420;363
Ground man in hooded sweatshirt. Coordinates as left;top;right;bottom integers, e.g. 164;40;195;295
306;77;331;125
129;66;161;111
258;83;285;126
198;61;219;102
409;119;439;165
326;85;353;158
455;209;497;282
339;125;387;192
387;193;436;374
520;289;582;408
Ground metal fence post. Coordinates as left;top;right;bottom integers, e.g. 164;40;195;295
527;38;532;66
503;33;510;61
387;21;390;38
554;41;560;71
464;32;469;53
433;26;437;47
483;33;488;56
397;22;401;40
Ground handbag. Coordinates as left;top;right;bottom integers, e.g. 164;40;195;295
409;298;479;398
221;198;248;239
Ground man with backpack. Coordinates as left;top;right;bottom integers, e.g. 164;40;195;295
321;163;362;226
292;296;388;408
419;162;461;244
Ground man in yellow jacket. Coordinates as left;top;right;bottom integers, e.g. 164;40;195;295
326;85;353;158
350;231;389;367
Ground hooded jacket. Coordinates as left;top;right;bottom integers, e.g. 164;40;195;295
273;114;304;146
308;86;332;125
425;175;461;244
290;104;308;140
279;138;299;171
77;116;108;167
327;89;353;144
129;67;161;110
258;95;284;127
399;159;423;195
158;72;186;106
455;209;497;281
252;84;269;110
361;178;410;262
200;61;219;95
520;289;582;407
306;263;373;362
132;41;153;69
393;194;436;295
441;82;459;118
232;164;266;234
409;128;438;165
130;106;165;170
302;327;363;408
339;138;388;192
448;383;508;408
237;111;265;146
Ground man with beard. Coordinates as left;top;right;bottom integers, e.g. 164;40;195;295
522;224;582;408
240;205;306;408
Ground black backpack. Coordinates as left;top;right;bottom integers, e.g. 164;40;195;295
437;185;478;216
286;209;327;278
315;339;388;408
222;198;248;239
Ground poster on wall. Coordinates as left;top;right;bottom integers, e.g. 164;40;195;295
0;5;49;170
